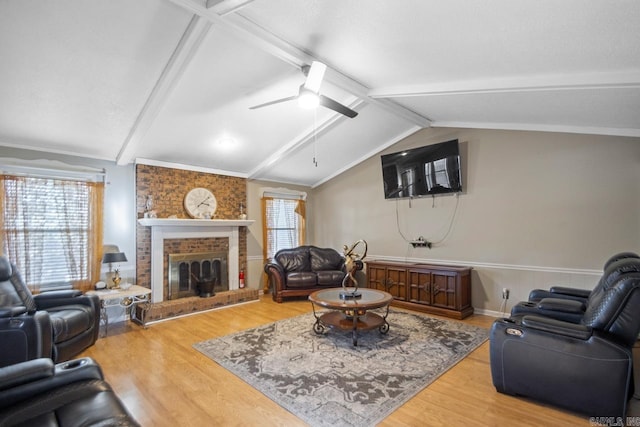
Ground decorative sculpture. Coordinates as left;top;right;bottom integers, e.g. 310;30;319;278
340;239;368;300
144;195;157;218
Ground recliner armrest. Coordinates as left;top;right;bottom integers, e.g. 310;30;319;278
34;291;98;311
0;306;28;317
34;289;83;300
537;297;585;313
521;315;593;340
0;358;104;410
548;286;592;299
0;358;54;391
528;288;589;303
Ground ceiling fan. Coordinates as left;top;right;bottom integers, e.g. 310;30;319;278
249;61;358;118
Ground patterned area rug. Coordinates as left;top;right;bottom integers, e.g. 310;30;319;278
194;309;487;427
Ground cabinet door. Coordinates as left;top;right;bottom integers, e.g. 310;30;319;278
367;264;387;292
385;266;407;301
408;269;431;305
431;272;457;310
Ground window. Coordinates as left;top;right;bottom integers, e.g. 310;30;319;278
0;174;104;292
261;196;306;262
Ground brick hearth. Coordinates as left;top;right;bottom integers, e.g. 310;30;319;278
138;289;259;323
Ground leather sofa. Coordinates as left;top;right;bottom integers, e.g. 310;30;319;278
264;245;346;302
0;256;100;367
490;269;640;418
0;357;139;426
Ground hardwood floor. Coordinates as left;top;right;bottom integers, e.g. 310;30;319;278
80;295;611;426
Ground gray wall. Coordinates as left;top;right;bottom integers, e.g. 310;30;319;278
310;127;640;314
4;127;640;315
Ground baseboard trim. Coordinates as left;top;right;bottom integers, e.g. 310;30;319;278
473;308;507;318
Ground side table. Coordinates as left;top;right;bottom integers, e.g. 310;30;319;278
87;285;152;336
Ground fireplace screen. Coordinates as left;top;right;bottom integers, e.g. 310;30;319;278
168;252;228;299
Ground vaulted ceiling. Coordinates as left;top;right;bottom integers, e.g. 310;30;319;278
1;0;639;187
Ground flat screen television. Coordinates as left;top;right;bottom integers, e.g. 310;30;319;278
381;139;462;199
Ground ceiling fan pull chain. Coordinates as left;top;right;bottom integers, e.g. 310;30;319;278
313;108;318;167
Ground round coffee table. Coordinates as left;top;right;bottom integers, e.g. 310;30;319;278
308;288;393;346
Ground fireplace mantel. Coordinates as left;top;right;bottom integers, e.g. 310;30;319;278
138;218;254;228
138;218;255;302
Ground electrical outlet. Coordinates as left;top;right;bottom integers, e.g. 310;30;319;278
502;288;510;300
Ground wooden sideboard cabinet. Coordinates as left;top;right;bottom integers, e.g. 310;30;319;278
366;260;473;319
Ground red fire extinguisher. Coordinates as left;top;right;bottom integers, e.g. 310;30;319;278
239;268;245;289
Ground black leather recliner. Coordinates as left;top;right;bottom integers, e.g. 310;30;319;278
526;251;639;303
0;357;139;426
0;256;100;367
490;271;640;418
510;255;640;323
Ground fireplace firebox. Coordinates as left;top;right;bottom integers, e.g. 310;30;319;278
168;252;228;299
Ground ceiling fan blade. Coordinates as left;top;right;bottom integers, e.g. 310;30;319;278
303;61;327;93
249;95;298;110
319;95;358;118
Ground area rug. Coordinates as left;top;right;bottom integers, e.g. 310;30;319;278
193;309;488;427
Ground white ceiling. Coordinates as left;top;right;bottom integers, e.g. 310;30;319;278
1;0;639;187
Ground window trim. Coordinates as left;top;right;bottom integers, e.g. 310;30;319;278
0;160;105;293
261;190;307;292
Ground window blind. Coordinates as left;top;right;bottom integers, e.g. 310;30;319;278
264;198;300;260
1;175;103;291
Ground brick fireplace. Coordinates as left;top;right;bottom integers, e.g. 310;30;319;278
134;163;259;322
135;163;250;298
138;218;253;303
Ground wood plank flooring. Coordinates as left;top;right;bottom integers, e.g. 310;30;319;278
79;295;615;426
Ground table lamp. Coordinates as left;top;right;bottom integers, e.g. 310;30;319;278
102;251;127;289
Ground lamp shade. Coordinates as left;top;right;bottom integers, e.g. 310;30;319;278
102;252;127;264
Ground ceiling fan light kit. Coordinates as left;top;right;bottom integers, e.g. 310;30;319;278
250;61;358;118
298;88;320;109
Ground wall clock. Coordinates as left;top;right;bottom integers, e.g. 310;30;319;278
184;187;217;219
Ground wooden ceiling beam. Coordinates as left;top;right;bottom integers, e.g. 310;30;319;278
206;0;256;16
116;15;211;165
169;0;431;128
369;71;640;98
